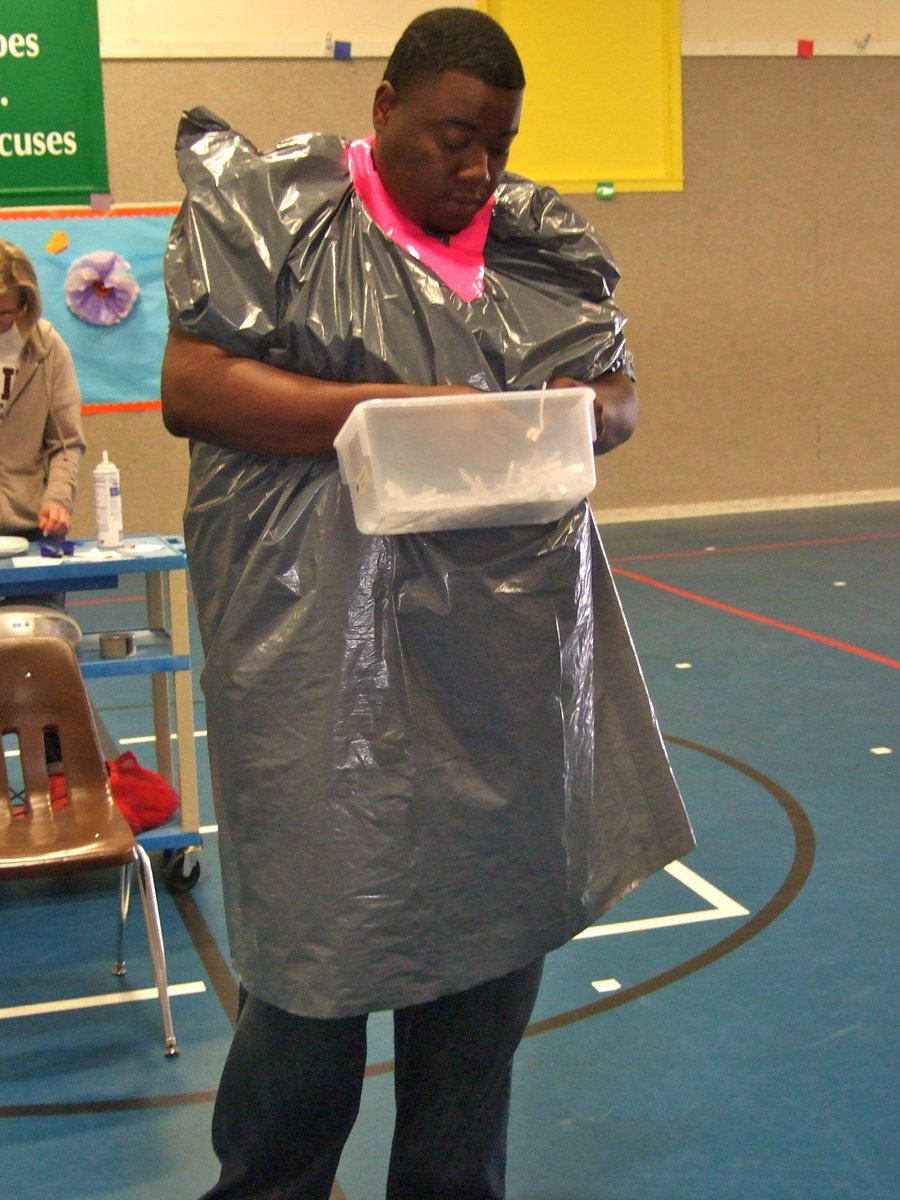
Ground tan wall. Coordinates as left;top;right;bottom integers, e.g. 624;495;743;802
70;54;900;537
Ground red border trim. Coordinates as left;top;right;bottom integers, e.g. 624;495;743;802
83;400;162;414
1;204;179;220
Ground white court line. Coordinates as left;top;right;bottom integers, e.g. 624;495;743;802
0;980;206;1021
3;728;209;756
664;859;749;913
575;859;748;939
119;730;208;745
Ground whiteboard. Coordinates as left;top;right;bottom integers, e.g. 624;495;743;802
98;0;900;58
682;0;900;55
97;0;474;58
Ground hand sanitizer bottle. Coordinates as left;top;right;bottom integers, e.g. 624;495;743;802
93;451;123;547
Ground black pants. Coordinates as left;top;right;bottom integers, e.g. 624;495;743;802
200;957;545;1200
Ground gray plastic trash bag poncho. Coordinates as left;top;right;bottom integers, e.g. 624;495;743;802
165;107;695;1019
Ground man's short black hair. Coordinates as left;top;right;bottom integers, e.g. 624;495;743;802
384;7;525;96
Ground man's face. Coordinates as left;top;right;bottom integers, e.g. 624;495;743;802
372;70;522;237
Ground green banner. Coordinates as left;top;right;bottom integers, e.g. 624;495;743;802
0;1;109;208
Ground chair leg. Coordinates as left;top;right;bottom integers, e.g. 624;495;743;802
113;862;134;976
133;844;179;1057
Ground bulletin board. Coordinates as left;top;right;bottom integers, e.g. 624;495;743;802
485;0;683;193
0;208;175;411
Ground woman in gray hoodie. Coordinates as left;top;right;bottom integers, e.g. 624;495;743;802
0;238;85;547
0;238;86;625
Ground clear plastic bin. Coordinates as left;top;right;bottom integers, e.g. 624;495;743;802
334;387;596;534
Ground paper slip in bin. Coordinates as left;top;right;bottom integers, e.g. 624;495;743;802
334;387;597;535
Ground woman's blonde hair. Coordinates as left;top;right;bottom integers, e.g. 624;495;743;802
0;238;42;330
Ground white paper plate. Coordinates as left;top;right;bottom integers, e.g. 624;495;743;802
0;536;30;556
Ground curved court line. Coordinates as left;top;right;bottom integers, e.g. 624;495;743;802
522;734;816;1037
612;567;900;669
0;737;815;1114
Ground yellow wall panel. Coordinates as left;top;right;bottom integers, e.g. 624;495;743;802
484;0;683;192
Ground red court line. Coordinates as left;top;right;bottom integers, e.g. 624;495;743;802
612;567;900;669
611;532;900;563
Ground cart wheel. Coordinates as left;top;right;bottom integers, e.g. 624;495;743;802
162;848;201;893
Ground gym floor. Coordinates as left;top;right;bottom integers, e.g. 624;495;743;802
1;501;897;1200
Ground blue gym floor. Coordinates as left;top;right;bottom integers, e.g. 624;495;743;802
1;502;897;1200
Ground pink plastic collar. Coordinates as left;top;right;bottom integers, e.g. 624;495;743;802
348;137;491;302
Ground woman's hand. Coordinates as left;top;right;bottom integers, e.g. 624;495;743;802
38;502;72;538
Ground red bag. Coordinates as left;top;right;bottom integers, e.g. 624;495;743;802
106;751;180;834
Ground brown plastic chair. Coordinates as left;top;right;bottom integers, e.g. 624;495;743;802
0;635;178;1056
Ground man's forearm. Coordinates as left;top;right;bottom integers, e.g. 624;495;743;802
161;330;397;455
161;330;477;456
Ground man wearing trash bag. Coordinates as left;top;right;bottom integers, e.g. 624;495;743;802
162;8;694;1199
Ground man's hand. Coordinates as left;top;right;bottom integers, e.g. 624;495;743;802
550;371;638;455
38;503;72;538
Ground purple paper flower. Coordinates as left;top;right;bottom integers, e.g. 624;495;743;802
64;251;140;326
